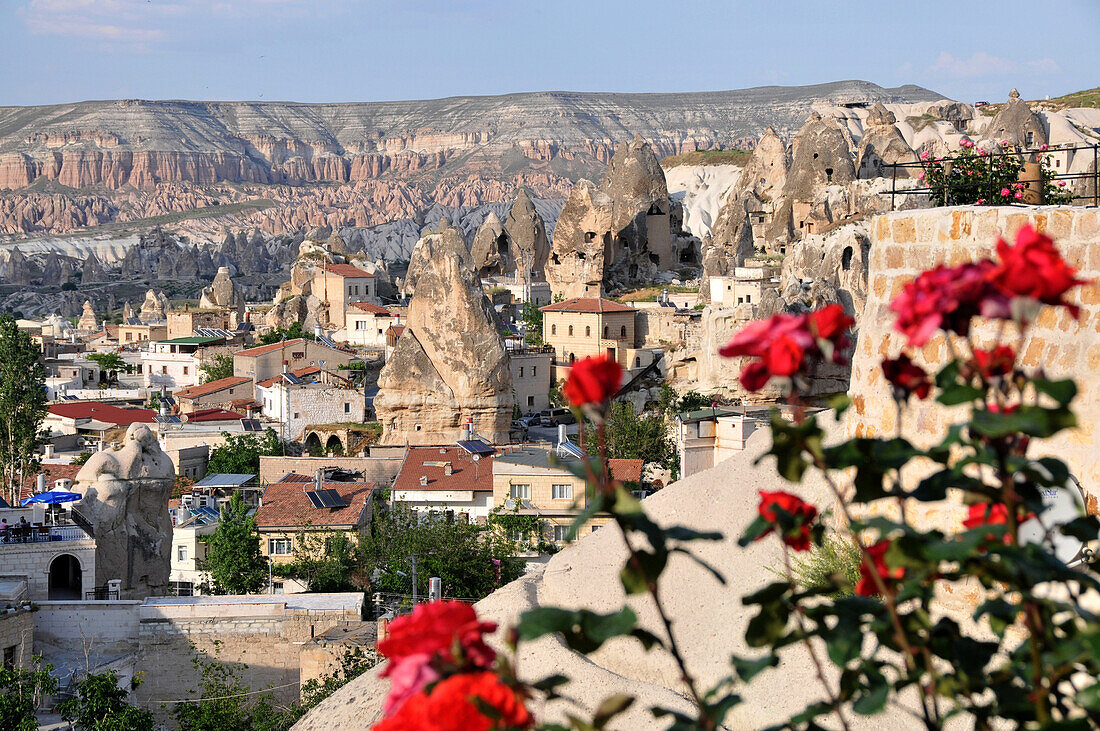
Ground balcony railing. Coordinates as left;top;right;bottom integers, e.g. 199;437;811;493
0;524;93;544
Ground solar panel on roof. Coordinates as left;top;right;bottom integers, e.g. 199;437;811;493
282;373;303;385
457;439;494;456
240;419;262;432
559;441;585;459
154;415;182;425
162;396;176;406
305;491;325;508
322;488;347;508
317;335;336;348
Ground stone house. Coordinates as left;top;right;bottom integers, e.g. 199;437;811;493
708;264;780;308
390;445;495;523
233;338;356;399
0;579;32;669
118;321;168;345
254;474;376;593
341;302;401;348
313;263;377;329
541;297;637;365
492;445;643;546
175;376;253;414
507;345;553;413
674;407;767;479
167;309;233;340
256;371;364;443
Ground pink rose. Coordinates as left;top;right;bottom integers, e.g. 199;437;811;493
382;654;441;716
920;151;930;160
1014;191;1024;199
916;171;925;180
1057;180;1067;187
1001;188;1011;197
1040;143;1049;151
976;198;986;204
976;147;986;155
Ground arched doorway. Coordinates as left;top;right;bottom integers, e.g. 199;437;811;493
48;554;82;600
325;434;344;455
304;432;323;456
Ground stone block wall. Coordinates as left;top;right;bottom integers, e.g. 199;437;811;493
0;608;33;669
259;455;403;486
0;540;95;601
848;205;1100;533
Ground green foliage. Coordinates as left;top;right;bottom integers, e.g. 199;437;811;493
0;314;48;507
199;354;234;384
257;321;314;346
274;529;360;593
922;144;1074;207
206;428;282;475
266;648;378;729
72;451;93;466
200;493;269;595
520;300;543;345
655;385;712;415
786;533;862;597
0;656;58;731
56;670;154;731
548;380;566;408
86;352;127;382
173;642;275;731
358;504;524;601
584;401;675;472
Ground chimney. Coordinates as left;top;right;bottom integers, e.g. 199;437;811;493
36;474;46;493
44;444;54;459
419;475;428;487
246;406;253;419
557;423;567;446
443;463;452;476
314;469;323;492
282;360;289;373
244;310;251;323
314;323;323;340
459;417;472;442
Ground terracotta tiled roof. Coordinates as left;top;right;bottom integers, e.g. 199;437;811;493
185;408;245;423
17;463;83;503
234;338;306;357
175;376;252;400
609;459;644;483
256;365;321;389
324;264;374;279
348;302;391;315
255;474;375;529
47;402;155;426
388;325;405;337
540;297;636;314
392;446;494;493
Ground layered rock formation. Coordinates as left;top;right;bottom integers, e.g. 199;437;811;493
198;266;244;312
982;89;1048;148
73;423;175;600
856;103;919;179
374;222;514;445
139;289;169;321
76;300;98;332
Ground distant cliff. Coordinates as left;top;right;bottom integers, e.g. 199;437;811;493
0;82;942;190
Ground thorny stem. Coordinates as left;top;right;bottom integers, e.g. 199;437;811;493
782;545;851;731
581;417;716;730
815;463;942;729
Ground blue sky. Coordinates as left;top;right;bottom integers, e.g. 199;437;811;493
1;0;1097;106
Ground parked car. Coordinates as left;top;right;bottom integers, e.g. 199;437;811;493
510;421;529;440
517;413;542;427
974;100;989;107
538;408;576;427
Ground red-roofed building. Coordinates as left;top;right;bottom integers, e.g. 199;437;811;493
175;376;253;414
13;463;83;504
233;339;356;399
342;302;402;348
313;263;377;328
255;474;376;570
539;297;662;377
183;408;246;423
44;402;155;441
391;446;496;521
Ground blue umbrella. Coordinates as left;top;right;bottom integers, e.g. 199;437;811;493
21;491;82;506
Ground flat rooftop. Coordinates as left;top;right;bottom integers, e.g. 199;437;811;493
142;593;364;612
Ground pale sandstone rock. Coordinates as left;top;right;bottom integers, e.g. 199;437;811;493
198;266;244;312
470;210;508;276
983;89;1048;149
503;189;549;277
545;180;614;299
375;223;513;445
76;300;98;332
138;289;169;321
856;102;919;179
73;424;174;599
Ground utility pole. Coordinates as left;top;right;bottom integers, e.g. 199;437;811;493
408;554;418;605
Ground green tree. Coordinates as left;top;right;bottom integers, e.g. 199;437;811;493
199;354;234;384
206;428;282;475
358;505;524;601
56;670;154;731
520;300;543;345
0;656;58;731
201;493;269;594
86;352;127;384
257;321;313;346
275;528;360;593
173;642;275;731
0;315;48;507
585;401;675;471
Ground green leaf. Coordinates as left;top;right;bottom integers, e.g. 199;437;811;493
517;606;640;654
757;412;824;482
742;581;792;606
730;653;778;682
531;674;570;693
851;669;889;715
745;604;790;648
970;404;1077;439
663;526;723;542
738;515;772;547
620;550;667;595
936;382;983;406
592;694;635;728
1033;377;1077;407
823;612;863;666
1061;515;1100;542
826;393;851;417
1076;682;1100;711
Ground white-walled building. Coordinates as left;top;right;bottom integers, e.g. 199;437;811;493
674;407;766;479
339;302;402;348
390;446;495;523
142;336;224;389
708;265;780;308
257;376;366;442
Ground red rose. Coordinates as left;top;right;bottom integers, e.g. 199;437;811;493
374;672;533;731
987;225;1088;315
756;490;818;552
379;600;497;670
562;353;623;407
808;303;855;341
890;261;1008;347
855;540;905;597
881;354;932;400
962;502;1036;545
970;346;1015;380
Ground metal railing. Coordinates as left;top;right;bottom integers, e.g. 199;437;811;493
885;143;1099;210
0;523;92;544
85;585;120;600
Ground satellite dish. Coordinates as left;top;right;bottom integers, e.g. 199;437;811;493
504;498;516;510
472;454;480;462
1019;474;1088;564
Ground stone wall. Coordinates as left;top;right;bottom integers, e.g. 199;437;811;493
0;540;95;601
847;205;1100;530
0;608;33;669
259;455;403;486
34;601;141;659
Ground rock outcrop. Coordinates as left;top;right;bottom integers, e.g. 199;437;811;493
503;189;550;278
545;180;615;298
139;289;169;321
1;247;35;285
81;253;106;283
470;211;508;276
856;102;919;179
374;223;514;445
983;89;1048;148
76;300;98;332
73;424;175;600
198;266;244;312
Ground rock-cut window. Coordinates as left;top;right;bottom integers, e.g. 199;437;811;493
620;325;627;338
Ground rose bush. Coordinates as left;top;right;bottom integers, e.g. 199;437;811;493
922;138;1075;207
373;223;1099;731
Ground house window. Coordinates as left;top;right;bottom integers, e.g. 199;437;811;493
293;412;300;420
269;538;293;555
585;326;591;337
568;325;573;336
518;366;524;378
161;366;168;375
510;484;530;499
531;366;537;377
169;581;194;597
553;524;571;542
355;321;367;330
177;545;188;562
551;484;573;500
527;395;534;407
508;528;528;543
183;366;189;376
272;581;284;594
344;402;351;414
1025;131;1035;146
603;325;608;337
620;325;627;338
3;646;15;669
